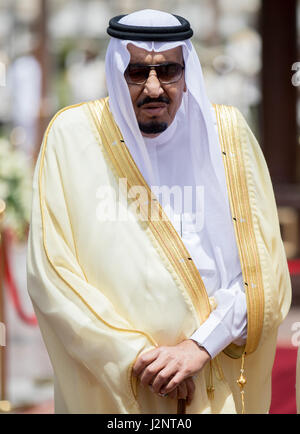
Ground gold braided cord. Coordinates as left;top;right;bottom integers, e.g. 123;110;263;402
237;353;247;414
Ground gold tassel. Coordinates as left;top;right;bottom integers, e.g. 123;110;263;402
207;360;215;400
214;356;224;381
237;352;247;414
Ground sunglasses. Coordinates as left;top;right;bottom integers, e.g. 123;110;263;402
124;62;185;85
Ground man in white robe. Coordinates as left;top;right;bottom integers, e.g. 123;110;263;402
27;9;291;413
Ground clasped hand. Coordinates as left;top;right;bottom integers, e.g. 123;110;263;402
132;339;211;405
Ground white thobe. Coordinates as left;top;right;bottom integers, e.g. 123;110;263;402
143;107;247;358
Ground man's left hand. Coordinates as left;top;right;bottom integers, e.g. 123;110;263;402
132;339;211;396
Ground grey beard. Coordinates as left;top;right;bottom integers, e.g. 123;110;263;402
138;121;168;135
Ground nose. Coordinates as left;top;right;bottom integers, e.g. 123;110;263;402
144;69;164;98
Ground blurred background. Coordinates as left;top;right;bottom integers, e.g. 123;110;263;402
0;0;299;414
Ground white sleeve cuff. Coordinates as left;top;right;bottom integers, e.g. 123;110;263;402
189;280;247;359
190;311;234;359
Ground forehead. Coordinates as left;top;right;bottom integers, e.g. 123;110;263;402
127;43;183;64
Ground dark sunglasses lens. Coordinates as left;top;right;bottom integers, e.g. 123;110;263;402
125;63;183;84
126;66;149;83
158;64;183;83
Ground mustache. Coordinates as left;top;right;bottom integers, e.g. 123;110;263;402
137;96;170;108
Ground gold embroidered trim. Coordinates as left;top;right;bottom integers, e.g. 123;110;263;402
214;104;264;356
38;103;158;406
87;98;211;325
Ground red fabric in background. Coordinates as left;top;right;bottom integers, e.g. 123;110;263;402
269;345;297;414
288;259;300;275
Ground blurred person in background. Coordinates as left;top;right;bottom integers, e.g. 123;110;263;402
9;42;41;157
27;9;291;414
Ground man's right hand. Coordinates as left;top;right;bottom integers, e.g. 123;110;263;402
151;377;195;405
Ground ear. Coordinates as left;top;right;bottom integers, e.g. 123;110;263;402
183;81;187;93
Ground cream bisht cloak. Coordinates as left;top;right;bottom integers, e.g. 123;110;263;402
27;98;291;414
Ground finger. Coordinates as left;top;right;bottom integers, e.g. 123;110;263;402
133;348;159;377
151;365;177;394
167;389;178;400
139;359;166;387
160;371;185;395
185;377;196;405
176;381;188;400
